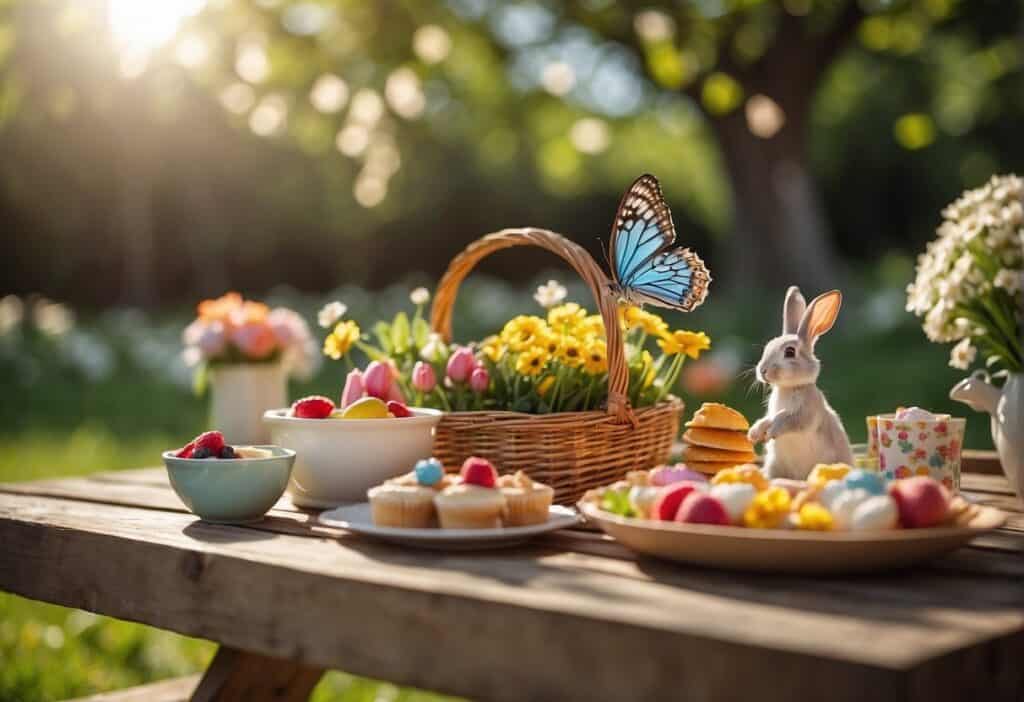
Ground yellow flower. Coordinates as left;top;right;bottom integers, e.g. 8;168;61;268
582;338;608;375
537;330;562;356
515;346;550;376
657;330;711;359
557;336;585;368
323;320;360;359
793;503;833;531
742;487;791;529
479;335;505;362
623;305;668;336
547;303;587;331
575;314;605;339
501;315;547;352
807;463;852;487
537;375;556;396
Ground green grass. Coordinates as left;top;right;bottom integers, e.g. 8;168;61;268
0;284;994;701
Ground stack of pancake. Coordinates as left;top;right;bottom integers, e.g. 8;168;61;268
680;403;757;475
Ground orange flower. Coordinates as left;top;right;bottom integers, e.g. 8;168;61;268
197;292;243;321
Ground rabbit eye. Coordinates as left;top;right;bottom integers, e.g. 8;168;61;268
784;347;796;359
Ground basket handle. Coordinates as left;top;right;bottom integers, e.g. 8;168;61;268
430;228;636;425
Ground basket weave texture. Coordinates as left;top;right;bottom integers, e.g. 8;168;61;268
429;228;683;505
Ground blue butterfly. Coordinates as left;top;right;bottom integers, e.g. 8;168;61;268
607;174;711;312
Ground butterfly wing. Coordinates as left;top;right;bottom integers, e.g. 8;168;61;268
609;174;710;312
609;174;676;287
624;247;711;312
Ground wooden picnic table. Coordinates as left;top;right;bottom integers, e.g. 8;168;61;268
1;451;1022;702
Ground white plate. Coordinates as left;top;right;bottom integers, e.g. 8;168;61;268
318;503;580;550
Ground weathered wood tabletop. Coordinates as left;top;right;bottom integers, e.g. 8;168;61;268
2;454;1022;702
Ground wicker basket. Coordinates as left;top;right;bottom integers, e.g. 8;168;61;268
429;228;683;505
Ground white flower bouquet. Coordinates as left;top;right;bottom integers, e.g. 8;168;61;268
906;174;1023;373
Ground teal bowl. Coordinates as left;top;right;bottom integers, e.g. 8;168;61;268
162;446;296;524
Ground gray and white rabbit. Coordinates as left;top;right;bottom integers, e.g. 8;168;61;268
748;286;853;480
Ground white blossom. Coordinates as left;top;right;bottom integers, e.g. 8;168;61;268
533;279;567;309
949;338;976;370
410;287;430;305
994;268;1022;295
317;301;347;328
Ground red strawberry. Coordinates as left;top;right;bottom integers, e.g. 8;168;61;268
386;401;413;418
291;395;335;419
193;431;225;455
460;456;498;488
175;441;196;458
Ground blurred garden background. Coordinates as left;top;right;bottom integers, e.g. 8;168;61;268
2;0;1023;699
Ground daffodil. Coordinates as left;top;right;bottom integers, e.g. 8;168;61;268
537;375;556;396
575;314;605;339
657;330;711;359
515;346;550;376
323;320;360;359
547;303;586;331
582;338;608;375
501;315;547;352
639;349;655;388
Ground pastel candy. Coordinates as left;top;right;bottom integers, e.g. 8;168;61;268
414;458;445;486
829;488;873;530
843;469;886;496
628;485;662;519
818;480;848;510
850;495;899;531
709;483;756;525
650;465;708;487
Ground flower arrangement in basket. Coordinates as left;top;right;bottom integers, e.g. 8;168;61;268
318;175;711;503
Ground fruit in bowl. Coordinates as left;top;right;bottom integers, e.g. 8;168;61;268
263;405;444;508
162;431;295;524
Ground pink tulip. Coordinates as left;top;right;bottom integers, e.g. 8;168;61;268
469;366;489;393
340;368;365;408
412;362;437;393
446;346;475;383
386;379;407;404
363;361;392;400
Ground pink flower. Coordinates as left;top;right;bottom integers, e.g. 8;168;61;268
340;368;365;408
184;319;227;358
469;366;489;393
446;346;475;383
267;308;310;348
412;362;437;393
364;361;393;400
231;321;277;359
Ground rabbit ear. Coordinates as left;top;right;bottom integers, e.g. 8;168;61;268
783;286;805;335
797;290;842;346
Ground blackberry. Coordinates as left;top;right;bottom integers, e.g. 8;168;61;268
219;445;236;459
192;446;213;459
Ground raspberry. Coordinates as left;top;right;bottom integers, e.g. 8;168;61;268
386;401;413;418
460;456;498;488
291;395;335;419
193;431;225;455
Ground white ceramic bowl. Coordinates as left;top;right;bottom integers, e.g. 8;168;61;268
263;407;443;508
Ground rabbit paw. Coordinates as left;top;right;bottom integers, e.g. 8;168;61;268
748;418;771;444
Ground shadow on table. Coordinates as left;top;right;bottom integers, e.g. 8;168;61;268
182;520;280;543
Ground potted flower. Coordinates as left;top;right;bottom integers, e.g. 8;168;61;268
183;292;317;444
906;174;1023;496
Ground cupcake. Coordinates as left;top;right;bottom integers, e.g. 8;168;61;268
433;457;507;529
367;457;449;528
498;471;554;526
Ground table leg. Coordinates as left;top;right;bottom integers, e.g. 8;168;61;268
190;646;324;702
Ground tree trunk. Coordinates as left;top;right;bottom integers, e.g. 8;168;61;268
710;100;841;294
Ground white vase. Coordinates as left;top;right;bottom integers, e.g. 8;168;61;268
209;363;287;446
950;371;1024;501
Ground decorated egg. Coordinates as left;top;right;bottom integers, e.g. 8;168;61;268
850;495;899;531
709;483;756;525
843;469;886;496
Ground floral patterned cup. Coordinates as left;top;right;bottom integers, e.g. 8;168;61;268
875;416;966;492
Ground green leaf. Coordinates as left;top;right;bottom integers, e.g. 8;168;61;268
192;362;208;396
412;316;430;348
600;489;635;517
391;312;410;354
373;321;393;354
